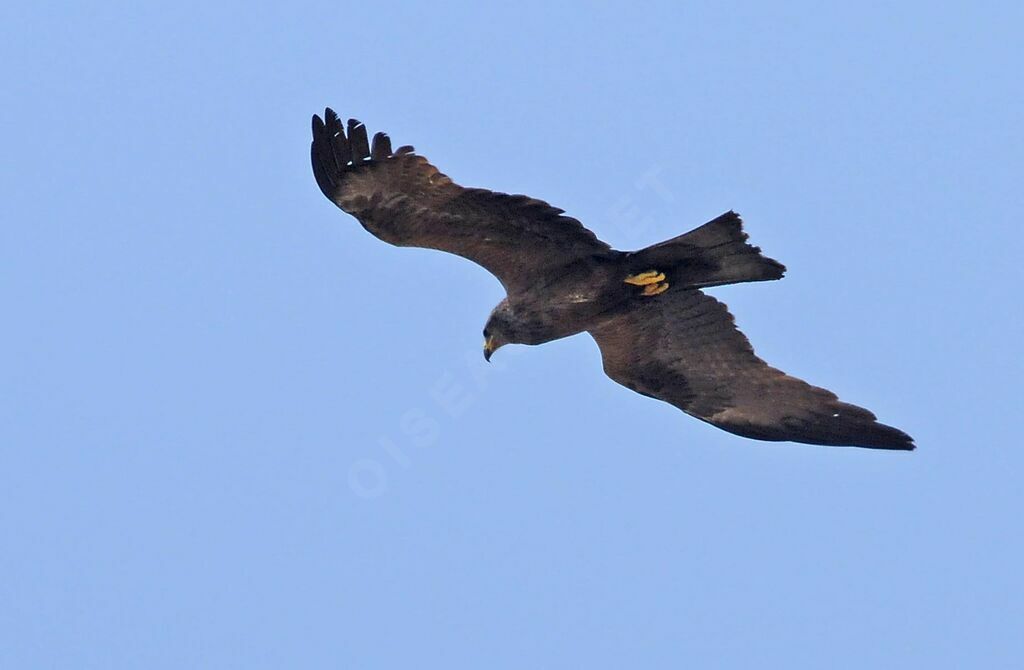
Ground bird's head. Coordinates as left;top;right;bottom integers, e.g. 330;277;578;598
482;299;516;362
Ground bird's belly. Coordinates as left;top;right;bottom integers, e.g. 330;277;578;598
511;262;627;344
511;294;622;345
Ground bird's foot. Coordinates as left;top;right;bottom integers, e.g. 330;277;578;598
624;270;665;286
641;282;670;296
625;270;669;296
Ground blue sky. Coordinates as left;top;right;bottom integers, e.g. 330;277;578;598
3;1;1023;667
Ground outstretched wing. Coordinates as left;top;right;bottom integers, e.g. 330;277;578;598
589;289;914;450
311;109;612;294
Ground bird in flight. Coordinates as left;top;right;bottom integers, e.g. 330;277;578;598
311;109;914;450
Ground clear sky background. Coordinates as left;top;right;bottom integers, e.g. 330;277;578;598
3;2;1022;668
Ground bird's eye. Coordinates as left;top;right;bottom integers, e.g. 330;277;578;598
483;328;490;338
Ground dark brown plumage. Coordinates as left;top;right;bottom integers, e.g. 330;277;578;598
311;109;914;451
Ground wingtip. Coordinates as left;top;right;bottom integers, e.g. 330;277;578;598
770;258;788;280
866;425;916;451
311;108;413;202
897;432;917;451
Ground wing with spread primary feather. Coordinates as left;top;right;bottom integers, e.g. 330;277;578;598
311;109;611;293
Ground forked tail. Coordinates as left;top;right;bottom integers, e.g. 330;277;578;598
629;211;786;289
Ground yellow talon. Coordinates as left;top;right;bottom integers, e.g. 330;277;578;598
624;270;666;286
642;282;670;296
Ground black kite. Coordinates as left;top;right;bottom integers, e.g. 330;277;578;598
311;109;913;450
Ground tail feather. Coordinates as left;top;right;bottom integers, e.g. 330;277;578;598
632;211;786;289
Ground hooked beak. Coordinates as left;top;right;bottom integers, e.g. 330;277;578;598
483;335;496;362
